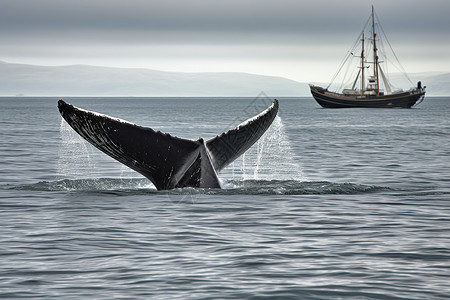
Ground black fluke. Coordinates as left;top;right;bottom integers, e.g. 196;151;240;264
57;99;279;190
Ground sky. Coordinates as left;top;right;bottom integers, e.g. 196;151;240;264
1;0;449;83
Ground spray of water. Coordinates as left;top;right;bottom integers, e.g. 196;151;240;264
57;118;96;179
225;116;306;182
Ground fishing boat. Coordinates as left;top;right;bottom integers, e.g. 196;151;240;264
310;6;426;108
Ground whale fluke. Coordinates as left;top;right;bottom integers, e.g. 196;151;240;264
58;99;278;190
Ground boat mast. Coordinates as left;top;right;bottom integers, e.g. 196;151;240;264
361;32;365;93
372;5;380;96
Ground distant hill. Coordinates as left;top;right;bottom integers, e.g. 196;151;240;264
387;72;450;97
0;61;308;97
416;73;450;96
0;61;447;97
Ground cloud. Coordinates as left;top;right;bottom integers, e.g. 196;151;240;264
1;0;449;82
3;0;448;37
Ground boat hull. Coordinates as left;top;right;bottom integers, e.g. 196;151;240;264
310;86;425;108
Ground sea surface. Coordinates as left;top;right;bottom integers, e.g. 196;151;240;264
1;96;449;299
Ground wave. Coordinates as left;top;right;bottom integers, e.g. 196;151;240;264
6;178;386;195
220;179;386;195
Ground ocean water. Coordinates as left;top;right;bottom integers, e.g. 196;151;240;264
1;96;449;299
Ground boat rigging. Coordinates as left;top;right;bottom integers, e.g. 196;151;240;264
310;6;426;108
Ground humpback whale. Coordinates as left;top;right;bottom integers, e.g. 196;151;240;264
58;99;279;190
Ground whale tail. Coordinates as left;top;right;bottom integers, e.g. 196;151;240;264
58;99;278;190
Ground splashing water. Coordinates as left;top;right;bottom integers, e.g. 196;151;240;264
225;116;306;182
58;118;95;179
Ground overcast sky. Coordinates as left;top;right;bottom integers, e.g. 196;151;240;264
1;0;449;82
